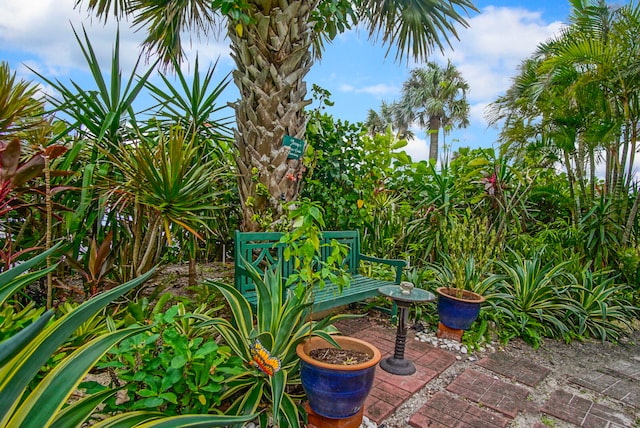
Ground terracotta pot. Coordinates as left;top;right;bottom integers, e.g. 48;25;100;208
436;287;485;330
296;336;381;419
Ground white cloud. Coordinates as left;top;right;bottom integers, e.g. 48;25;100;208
327;6;565;147
355;84;400;96
443;6;565;103
402;135;429;163
0;0;232;79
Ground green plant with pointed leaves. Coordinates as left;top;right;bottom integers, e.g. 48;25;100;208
0;246;256;427
32;26;155;148
569;267;638;342
106;123;231;278
491;252;581;347
77;0;477;231
201;261;357;427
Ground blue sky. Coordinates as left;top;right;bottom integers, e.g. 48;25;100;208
0;0;571;161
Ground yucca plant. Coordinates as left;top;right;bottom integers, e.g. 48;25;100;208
0;247;256;427
201;262;357;427
106;124;231;278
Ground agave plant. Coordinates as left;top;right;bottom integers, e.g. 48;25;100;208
200;262;358;427
0;247;256;427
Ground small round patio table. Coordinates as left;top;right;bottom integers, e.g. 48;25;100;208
378;284;435;375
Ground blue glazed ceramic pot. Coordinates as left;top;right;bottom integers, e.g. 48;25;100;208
296;336;381;419
436;287;485;330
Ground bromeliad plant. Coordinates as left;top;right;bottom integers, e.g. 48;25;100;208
201;261;356;427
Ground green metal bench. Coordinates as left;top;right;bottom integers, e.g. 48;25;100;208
234;230;406;312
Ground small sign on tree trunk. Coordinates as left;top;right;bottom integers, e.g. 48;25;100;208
282;135;305;159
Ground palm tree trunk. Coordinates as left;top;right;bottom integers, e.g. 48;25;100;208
626;121;638;190
428;116;441;162
622;190;639;245
228;0;317;231
564;149;580;225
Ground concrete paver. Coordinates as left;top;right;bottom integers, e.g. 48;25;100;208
606;359;640;381
569;372;640;408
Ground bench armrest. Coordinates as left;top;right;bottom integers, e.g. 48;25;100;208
359;254;406;284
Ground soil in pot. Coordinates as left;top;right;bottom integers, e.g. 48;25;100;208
309;348;371;365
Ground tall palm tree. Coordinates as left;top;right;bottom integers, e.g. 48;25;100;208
396;60;470;162
75;0;477;231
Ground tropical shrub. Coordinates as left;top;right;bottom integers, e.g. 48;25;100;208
0;301;45;342
569;268;638;342
0;247;150;427
97;301;244;415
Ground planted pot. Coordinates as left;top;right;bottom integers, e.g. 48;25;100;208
436;287;485;330
296;336;381;419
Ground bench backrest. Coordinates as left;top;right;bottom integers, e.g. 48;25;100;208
234;230;361;294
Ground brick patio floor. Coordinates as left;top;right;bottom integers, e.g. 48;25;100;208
333;318;640;428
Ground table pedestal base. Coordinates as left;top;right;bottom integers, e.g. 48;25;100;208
379;356;416;375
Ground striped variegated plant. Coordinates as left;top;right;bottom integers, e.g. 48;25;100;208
0;248;256;428
201;261;360;427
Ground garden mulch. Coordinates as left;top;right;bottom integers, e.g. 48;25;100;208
333;317;640;428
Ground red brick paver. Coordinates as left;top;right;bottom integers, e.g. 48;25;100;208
445;368;532;418
336;318;457;424
333;316;639;428
364;338;455;423
477;352;551;386
569;372;640;408
409;392;510;428
541;389;632;427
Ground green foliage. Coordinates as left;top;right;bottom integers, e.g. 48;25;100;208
0;61;42;138
106;123;232;278
31;26;155;147
0;301;45;342
569;268;638;342
279;199;350;296
579;197;622;268
426;254;502;298
99;302;242;415
303;99;413;259
303;108;373;232
423;215;504;298
201;262;357;427
0;246;155;427
491;253;580;347
0;248;255;427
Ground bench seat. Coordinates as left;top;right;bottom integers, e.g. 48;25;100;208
234;230;406;312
